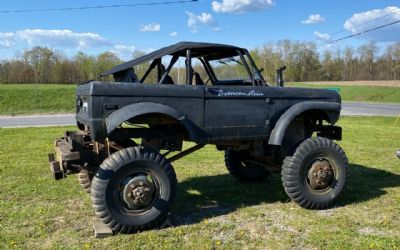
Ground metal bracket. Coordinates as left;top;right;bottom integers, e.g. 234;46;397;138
167;144;205;163
93;218;113;238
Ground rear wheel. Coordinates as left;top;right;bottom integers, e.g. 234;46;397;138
91;146;177;233
281;137;348;209
224;149;270;182
77;140;127;193
77;170;94;193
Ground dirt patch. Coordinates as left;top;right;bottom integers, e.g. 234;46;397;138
357;227;394;237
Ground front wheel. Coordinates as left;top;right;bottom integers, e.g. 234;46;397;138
281;137;348;209
91;146;177;233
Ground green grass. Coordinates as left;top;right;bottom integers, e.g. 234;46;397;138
1;83;400;116
1;116;400;249
0;84;76;115
289;82;400;103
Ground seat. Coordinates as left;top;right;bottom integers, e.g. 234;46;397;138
160;64;174;84
113;68;139;83
194;72;204;85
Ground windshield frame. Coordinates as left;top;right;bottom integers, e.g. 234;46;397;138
203;49;266;86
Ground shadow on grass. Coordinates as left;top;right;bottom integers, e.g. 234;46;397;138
174;172;287;225
338;163;400;206
173;163;400;225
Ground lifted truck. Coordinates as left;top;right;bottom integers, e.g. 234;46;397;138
49;42;348;233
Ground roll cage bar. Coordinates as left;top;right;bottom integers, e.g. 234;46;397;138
142;49;266;86
106;42;266;86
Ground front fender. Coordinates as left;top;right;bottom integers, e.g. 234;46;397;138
268;101;341;146
105;102;201;141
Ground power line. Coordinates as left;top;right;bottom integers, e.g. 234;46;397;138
331;18;400;43
313;8;400;45
329;8;400;37
0;0;198;13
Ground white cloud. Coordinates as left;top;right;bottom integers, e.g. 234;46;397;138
0;29;143;61
302;14;325;24
186;12;219;32
314;31;330;41
113;44;136;54
344;6;400;42
0;29;110;49
0;32;15;48
212;0;273;14
111;44;136;61
139;23;161;32
169;32;178;37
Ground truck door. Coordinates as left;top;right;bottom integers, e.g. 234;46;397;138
204;85;270;140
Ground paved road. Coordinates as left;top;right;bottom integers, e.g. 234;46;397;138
0;102;399;128
0;114;75;128
341;102;400;116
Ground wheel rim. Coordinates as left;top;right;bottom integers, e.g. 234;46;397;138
304;154;337;194
109;162;162;216
122;175;156;210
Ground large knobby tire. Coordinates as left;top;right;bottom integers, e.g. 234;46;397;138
224;149;270;182
91;146;177;233
77;143;121;193
282;137;348;209
77;170;94;193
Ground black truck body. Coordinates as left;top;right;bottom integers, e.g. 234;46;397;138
76;82;341;144
49;42;348;234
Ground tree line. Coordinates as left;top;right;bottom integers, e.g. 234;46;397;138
1;40;400;84
252;40;400;83
0;47;123;84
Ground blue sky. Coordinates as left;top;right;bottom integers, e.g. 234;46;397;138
0;0;399;60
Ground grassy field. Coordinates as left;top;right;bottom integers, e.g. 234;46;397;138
0;84;76;115
292;80;400;87
0;116;399;249
0;83;400;116
288;83;400;103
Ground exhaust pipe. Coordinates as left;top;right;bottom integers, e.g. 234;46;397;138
275;66;286;87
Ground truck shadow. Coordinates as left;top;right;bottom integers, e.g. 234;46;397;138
173;163;400;226
337;163;400;207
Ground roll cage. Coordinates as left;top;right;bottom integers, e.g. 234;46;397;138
102;42;266;86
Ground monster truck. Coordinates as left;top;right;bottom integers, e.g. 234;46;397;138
48;42;348;233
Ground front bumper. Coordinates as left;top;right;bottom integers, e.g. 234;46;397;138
48;131;95;180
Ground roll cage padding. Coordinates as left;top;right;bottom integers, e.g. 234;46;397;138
105;102;200;141
268;102;341;146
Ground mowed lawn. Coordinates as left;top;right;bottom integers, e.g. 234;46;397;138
0;116;399;249
288;82;400;103
1;83;400;115
0;84;76;115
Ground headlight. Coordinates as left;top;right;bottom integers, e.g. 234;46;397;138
82;101;89;112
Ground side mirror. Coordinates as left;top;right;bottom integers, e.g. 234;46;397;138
275;66;286;87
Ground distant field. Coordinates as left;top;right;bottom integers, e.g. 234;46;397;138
291;80;400;87
288;82;400;103
0;82;399;115
0;84;76;115
0;116;399;249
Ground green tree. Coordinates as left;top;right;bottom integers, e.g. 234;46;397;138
23;46;56;83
